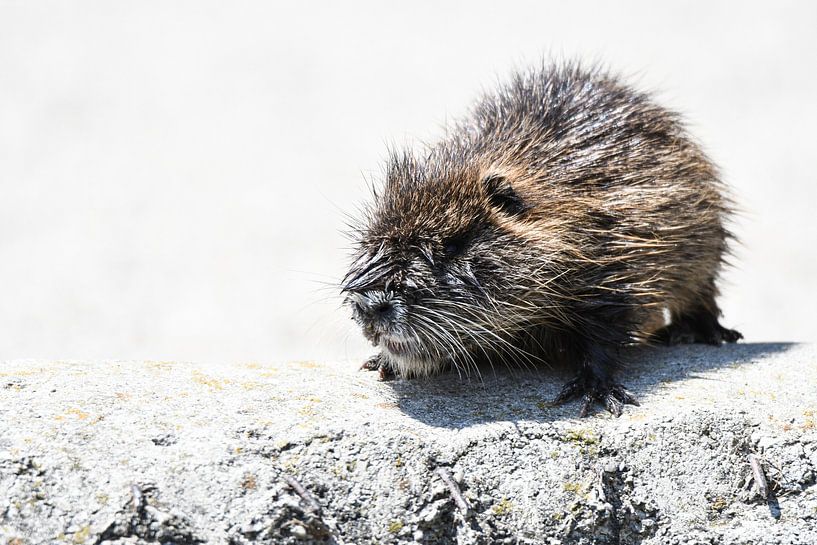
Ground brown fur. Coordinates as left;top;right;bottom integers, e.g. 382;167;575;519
342;61;741;416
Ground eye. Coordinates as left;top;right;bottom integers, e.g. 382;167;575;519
483;173;527;216
442;236;465;257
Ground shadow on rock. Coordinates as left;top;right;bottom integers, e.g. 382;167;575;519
384;342;796;428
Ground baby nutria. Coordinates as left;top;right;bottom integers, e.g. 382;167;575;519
342;61;742;417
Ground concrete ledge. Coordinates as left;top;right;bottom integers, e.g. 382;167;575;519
1;344;816;544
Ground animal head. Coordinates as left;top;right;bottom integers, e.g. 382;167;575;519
342;148;560;376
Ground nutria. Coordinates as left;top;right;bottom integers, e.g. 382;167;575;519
341;61;742;417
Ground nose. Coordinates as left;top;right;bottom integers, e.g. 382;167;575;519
353;292;397;322
359;299;395;320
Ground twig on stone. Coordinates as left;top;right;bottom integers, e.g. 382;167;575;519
280;472;348;545
283;474;323;515
435;467;470;516
748;454;768;499
130;483;145;514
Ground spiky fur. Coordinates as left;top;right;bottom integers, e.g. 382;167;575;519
343;62;740;414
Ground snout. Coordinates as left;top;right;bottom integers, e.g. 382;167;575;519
352;292;397;322
347;290;404;334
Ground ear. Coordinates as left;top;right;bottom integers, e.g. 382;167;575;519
482;173;528;216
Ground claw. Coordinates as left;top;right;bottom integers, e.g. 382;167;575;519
360;354;396;381
360;355;381;371
549;375;640;418
548;377;584;407
378;365;396;381
578;395;594;418
604;394;623;417
613;385;640;407
657;313;743;346
719;326;743;344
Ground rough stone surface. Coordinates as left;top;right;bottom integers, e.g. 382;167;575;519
1;343;816;544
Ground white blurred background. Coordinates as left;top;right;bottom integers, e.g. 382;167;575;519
1;1;815;364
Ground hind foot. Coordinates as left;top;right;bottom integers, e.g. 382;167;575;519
360;352;396;381
656;314;742;346
715;325;743;344
549;372;640;418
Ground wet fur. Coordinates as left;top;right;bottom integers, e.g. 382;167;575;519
343;61;741;415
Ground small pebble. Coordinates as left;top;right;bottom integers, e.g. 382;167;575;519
290;524;308;539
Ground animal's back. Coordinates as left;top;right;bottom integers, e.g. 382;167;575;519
458;63;734;343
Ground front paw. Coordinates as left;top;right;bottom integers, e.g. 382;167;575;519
360;353;396;381
550;373;639;418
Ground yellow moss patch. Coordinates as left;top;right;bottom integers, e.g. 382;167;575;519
711;497;728;512
563;482;585;495
66;408;90;420
492;498;514;516
71;525;91;544
253;419;275;428
803;417;815;430
241;473;257;490
387;520;403;534
145;361;176;371
0;368;48;377
564;428;598;446
274;439;292;450
279;456;298;470
298;406;317;417
191;371;230;391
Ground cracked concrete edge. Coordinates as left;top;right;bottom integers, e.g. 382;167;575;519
1;343;816;544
